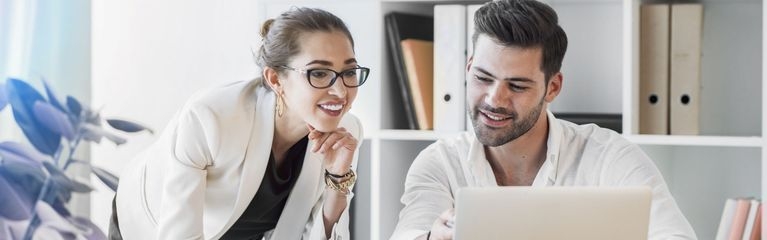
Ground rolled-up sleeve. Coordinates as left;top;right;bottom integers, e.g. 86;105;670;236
390;146;454;240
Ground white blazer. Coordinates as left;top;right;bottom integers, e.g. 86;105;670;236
115;80;362;240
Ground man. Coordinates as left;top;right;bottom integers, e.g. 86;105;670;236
389;0;697;239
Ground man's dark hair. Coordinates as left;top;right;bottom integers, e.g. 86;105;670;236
472;0;568;82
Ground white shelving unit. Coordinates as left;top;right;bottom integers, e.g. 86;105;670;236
625;0;764;238
258;0;765;239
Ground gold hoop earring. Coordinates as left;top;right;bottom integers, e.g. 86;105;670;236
275;91;285;117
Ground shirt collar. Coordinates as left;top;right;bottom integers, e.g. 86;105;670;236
539;109;562;185
466;109;563;186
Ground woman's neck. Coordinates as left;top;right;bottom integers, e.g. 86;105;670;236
272;110;309;158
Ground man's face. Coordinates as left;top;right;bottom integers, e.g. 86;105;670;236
467;35;559;147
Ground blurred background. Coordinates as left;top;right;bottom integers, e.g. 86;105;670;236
1;0;264;233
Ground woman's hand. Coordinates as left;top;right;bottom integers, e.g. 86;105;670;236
307;124;358;175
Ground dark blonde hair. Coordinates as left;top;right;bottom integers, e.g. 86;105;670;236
256;7;354;72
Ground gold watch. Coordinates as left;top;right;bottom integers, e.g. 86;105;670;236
324;169;356;194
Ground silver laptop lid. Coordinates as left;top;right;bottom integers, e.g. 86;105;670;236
455;186;652;240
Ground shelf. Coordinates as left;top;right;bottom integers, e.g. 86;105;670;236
625;134;764;147
368;129;464;141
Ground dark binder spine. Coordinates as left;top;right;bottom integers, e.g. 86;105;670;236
385;14;418;129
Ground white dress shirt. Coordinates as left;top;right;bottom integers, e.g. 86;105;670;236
390;110;697;240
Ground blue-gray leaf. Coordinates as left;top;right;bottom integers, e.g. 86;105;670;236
0;141;49;167
0;175;34;220
70;178;94;193
0;82;7;111
43;80;67;113
34;101;76;141
6;78;61;155
106;119;154;134
81;124;126;145
72;216;108;240
91;166;119;191
66;96;82;120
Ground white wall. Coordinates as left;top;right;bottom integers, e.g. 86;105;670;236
91;0;261;231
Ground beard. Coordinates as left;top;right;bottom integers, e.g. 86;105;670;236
469;97;545;147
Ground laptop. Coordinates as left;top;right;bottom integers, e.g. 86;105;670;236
454;186;652;240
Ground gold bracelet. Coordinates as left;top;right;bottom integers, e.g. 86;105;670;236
324;169;356;194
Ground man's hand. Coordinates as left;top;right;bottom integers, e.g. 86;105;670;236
307;124;358;175
426;208;455;240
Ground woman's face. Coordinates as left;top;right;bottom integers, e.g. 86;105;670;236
278;30;359;132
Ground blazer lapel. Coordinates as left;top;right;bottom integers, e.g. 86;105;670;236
212;87;275;239
270;141;323;239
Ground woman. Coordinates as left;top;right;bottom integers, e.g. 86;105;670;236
112;7;369;240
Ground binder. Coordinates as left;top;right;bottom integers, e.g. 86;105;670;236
466;4;483;59
741;200;760;240
717;198;737;240
748;203;761;240
669;4;703;135
401;39;434;130
385;12;433;130
729;198;753;240
639;4;670;134
433;5;467;133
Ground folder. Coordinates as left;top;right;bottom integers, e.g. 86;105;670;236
717;198;737;240
433;5;467;133
729;198;753;240
669;4;703;135
639;4;670;135
385;12;433;130
401;39;434;130
466;4;483;59
748;203;761;240
742;200;760;240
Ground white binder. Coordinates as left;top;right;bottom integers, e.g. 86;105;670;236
434;5;467;133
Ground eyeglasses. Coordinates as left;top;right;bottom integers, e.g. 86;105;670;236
279;65;370;89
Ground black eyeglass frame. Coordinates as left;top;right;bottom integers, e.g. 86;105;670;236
279;65;370;89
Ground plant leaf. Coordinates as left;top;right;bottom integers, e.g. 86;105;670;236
34;201;87;238
0;175;34;220
0;82;7;111
42;80;67;114
69;178;93;193
91;166;119;191
71;216;107;240
0;152;47;203
6;78;62;155
43;162;77;203
65;96;82;120
106;119;154;134
0;141;48;167
33;101;76;141
0;217;14;240
81;124;126;145
85;109;101;126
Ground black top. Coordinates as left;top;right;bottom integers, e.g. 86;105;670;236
221;136;308;240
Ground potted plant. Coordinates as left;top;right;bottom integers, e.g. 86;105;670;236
0;78;152;240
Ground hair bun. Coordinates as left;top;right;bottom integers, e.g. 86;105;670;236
260;19;275;38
